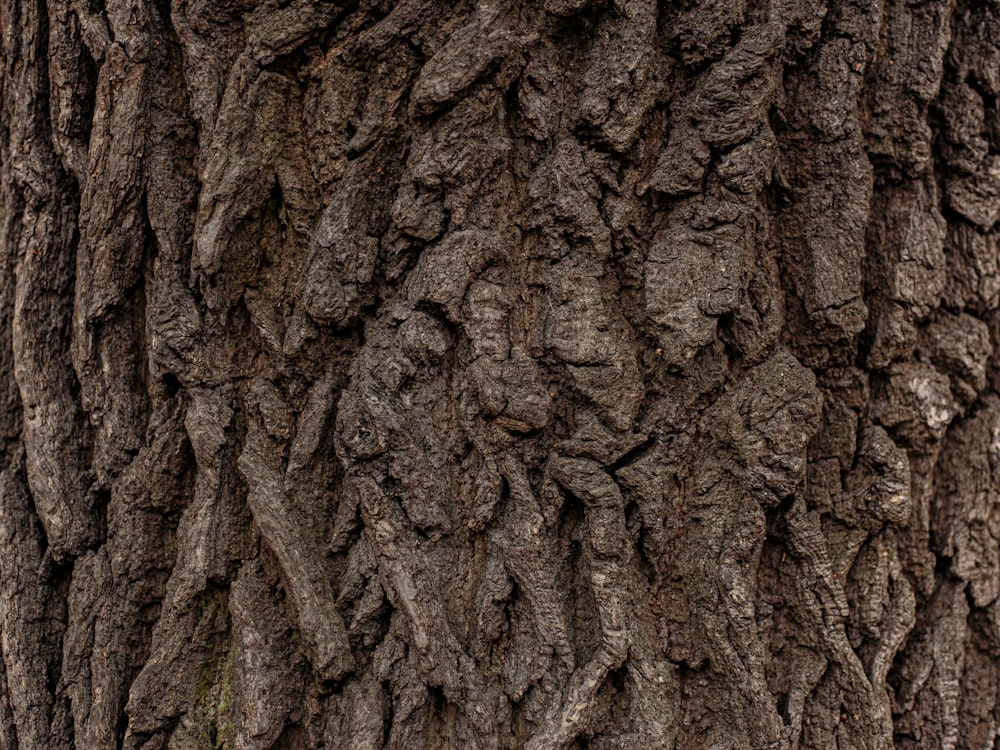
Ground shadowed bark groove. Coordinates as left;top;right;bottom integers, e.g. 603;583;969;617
1;0;999;747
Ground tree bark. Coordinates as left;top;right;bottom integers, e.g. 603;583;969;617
0;0;998;747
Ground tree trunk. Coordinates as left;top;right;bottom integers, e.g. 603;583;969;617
0;0;998;747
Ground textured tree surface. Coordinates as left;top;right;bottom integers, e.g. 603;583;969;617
1;0;1000;747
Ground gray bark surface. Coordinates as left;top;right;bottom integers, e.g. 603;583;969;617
0;0;998;747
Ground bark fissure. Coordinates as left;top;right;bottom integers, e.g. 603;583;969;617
2;0;1000;748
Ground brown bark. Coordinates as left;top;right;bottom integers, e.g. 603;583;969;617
0;0;999;747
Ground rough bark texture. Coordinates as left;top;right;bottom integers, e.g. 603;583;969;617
0;0;999;747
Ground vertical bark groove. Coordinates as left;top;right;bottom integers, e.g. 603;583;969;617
1;0;999;748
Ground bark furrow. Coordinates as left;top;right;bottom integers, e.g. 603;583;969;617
0;0;999;748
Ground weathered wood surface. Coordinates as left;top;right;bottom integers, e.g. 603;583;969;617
0;0;998;747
